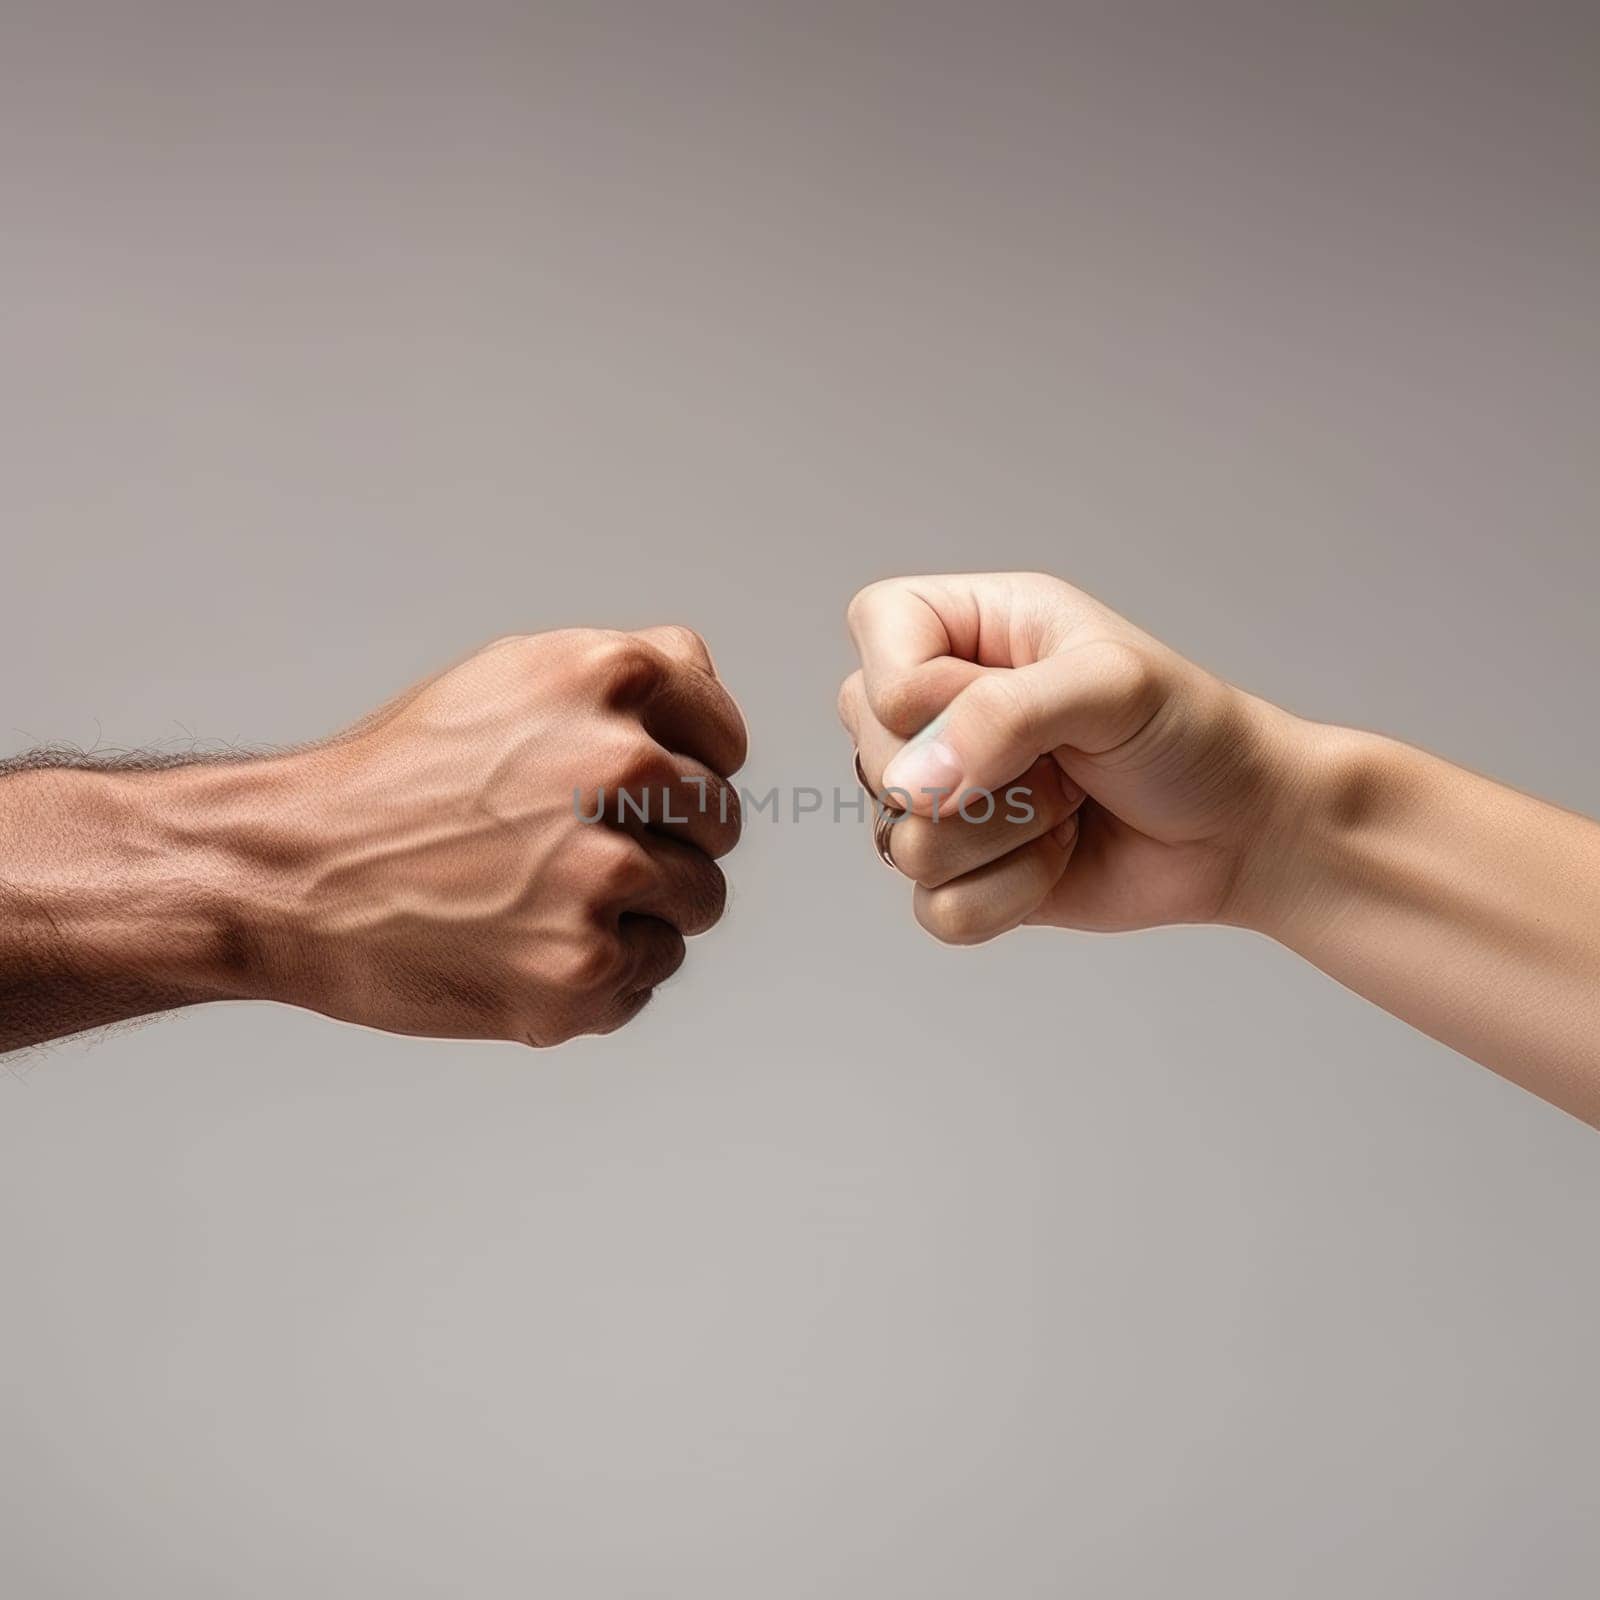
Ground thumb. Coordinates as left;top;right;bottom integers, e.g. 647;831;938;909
880;639;1167;816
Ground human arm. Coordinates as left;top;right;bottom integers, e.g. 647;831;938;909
1;625;745;1053
838;572;1600;1127
1238;724;1600;1124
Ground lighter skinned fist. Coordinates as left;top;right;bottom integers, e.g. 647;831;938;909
256;626;746;1045
838;572;1303;944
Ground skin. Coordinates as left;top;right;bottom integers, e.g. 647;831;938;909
0;625;746;1052
838;571;1600;1129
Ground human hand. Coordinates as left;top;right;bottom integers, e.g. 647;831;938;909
250;626;746;1044
838;572;1302;943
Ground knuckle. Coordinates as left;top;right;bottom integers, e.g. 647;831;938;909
581;831;651;902
846;577;909;637
660;623;709;661
844;582;880;629
588;632;667;703
552;932;626;994
606;848;653;903
602;734;672;795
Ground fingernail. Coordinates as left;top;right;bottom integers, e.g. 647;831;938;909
882;740;963;805
1051;814;1080;849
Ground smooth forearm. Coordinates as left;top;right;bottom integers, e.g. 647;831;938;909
0;762;304;1050
1239;721;1600;1126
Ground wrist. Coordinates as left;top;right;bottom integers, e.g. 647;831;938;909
138;756;330;1006
1221;715;1404;944
17;758;323;1009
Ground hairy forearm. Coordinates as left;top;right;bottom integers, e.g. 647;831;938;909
0;761;300;1051
1241;723;1600;1126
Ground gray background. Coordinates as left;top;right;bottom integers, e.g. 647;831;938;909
2;2;1597;1595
